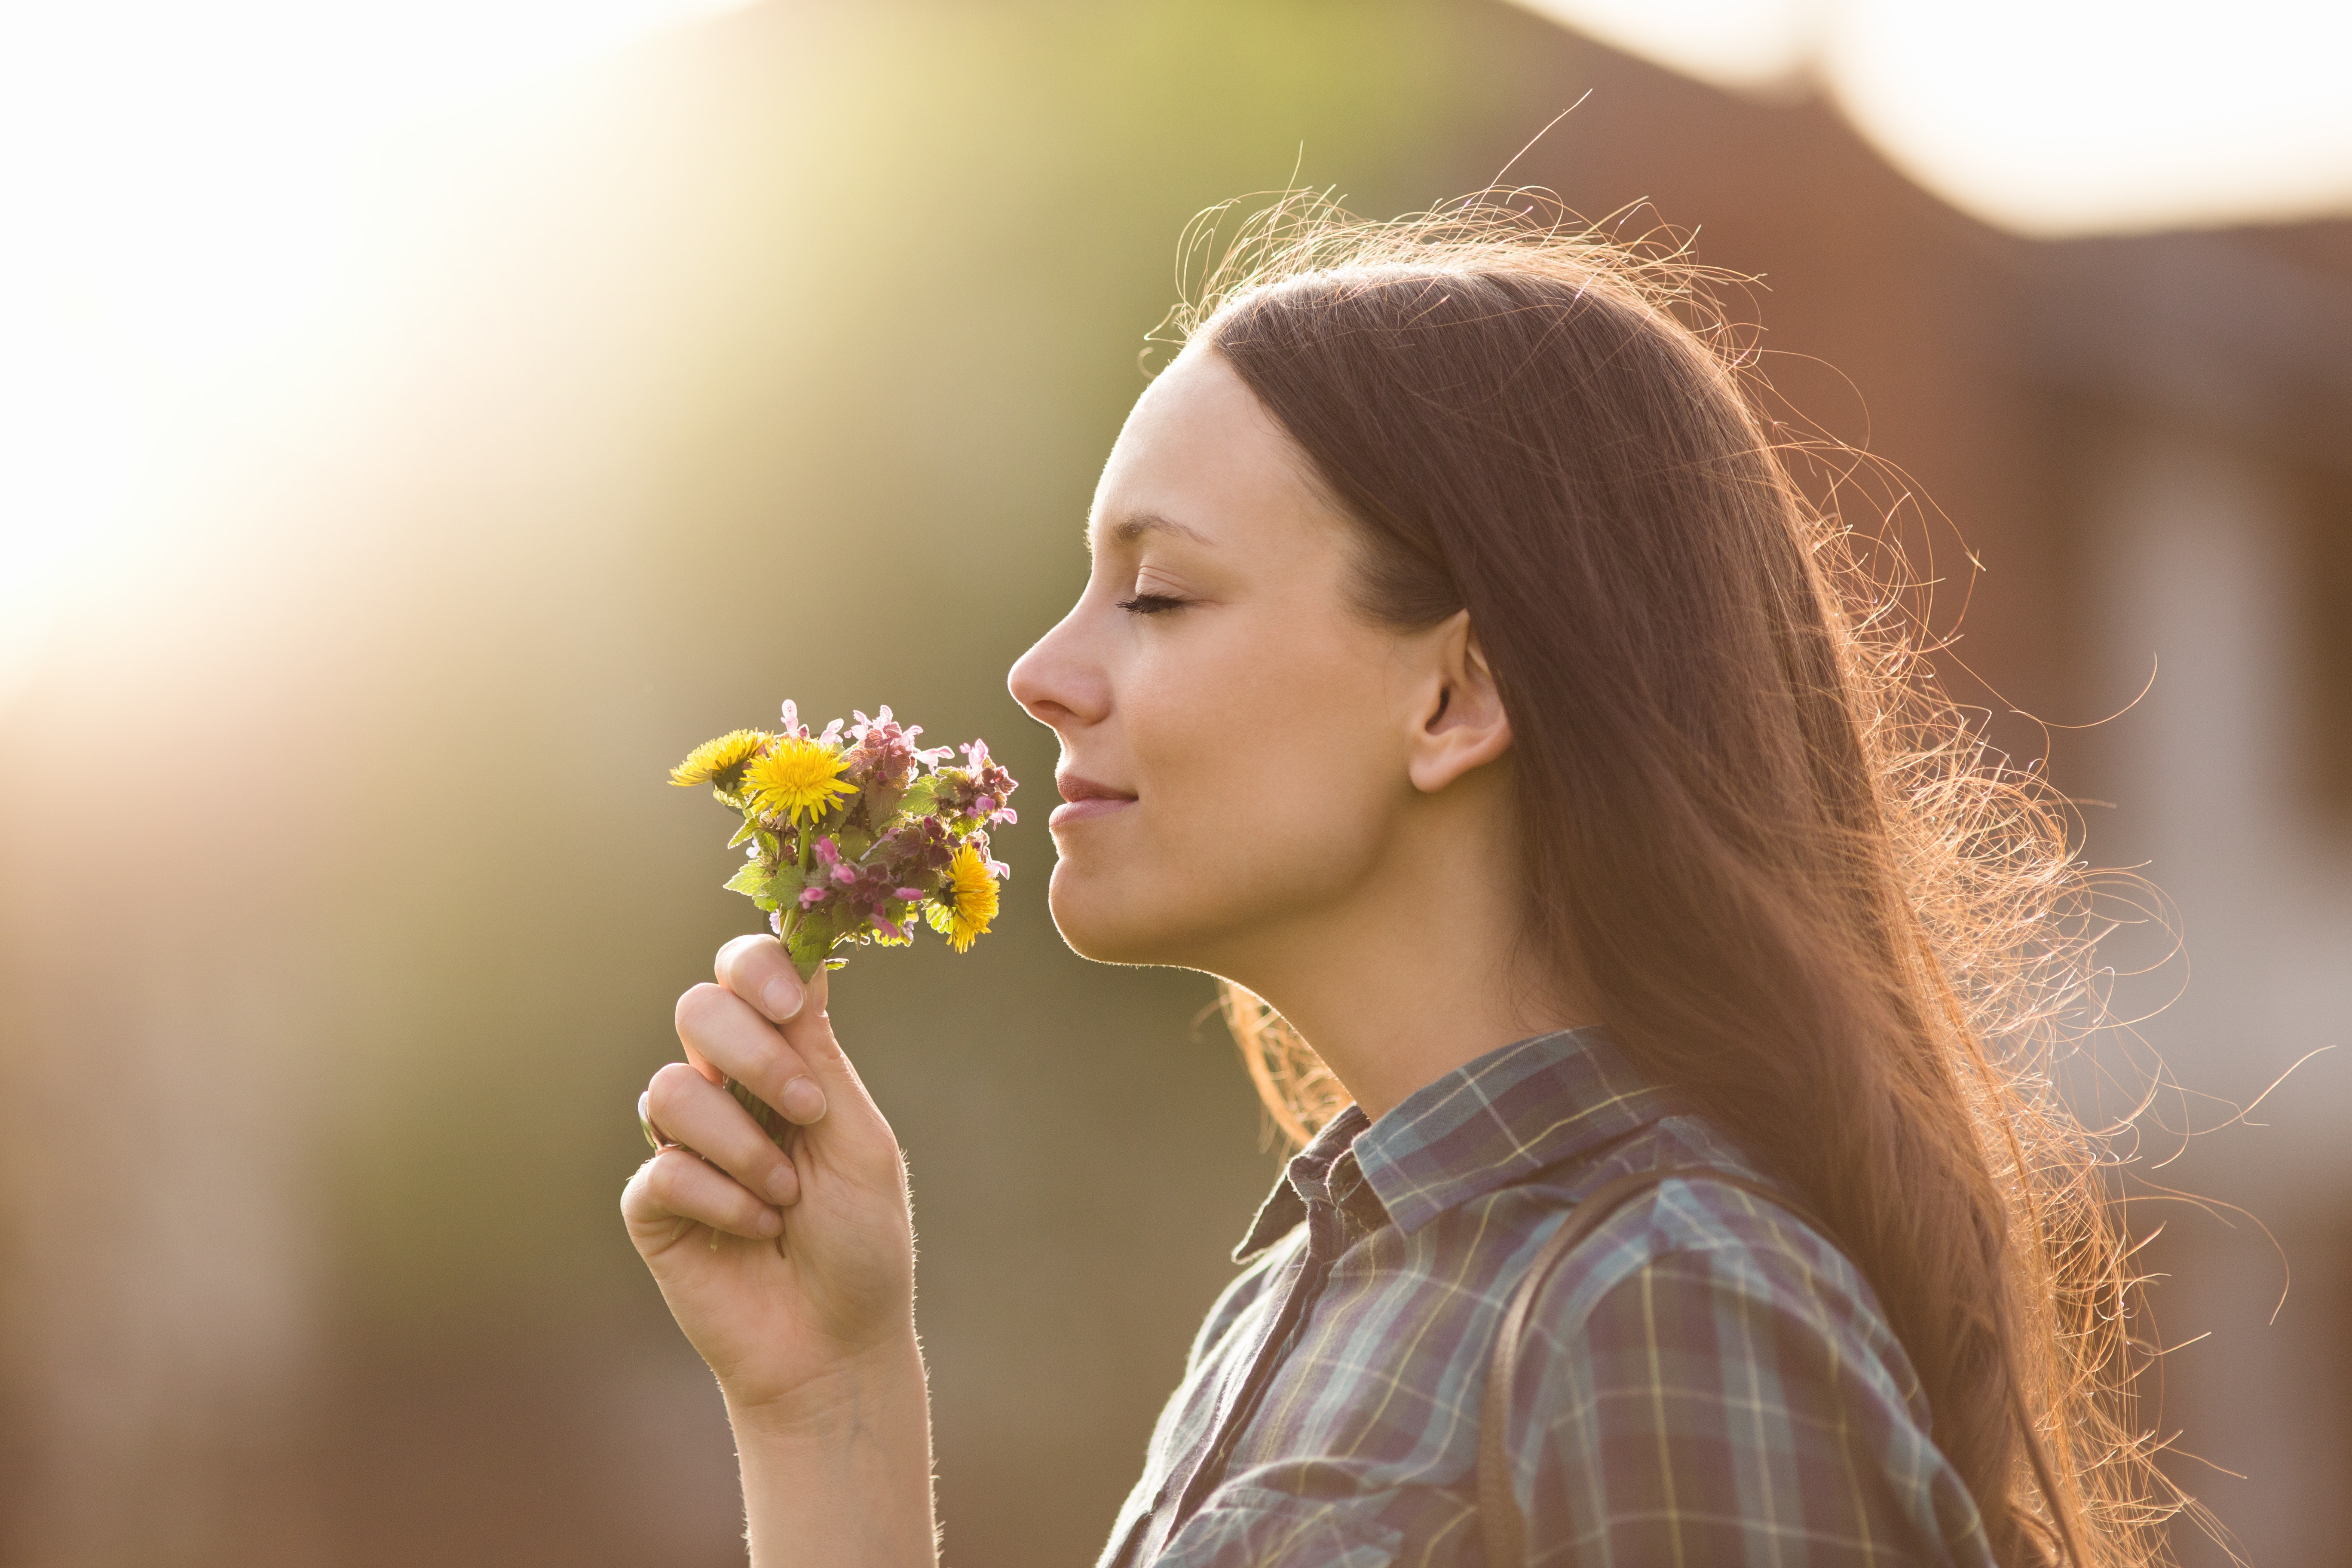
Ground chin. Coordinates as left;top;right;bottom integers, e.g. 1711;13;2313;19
1046;861;1209;969
1047;864;1155;965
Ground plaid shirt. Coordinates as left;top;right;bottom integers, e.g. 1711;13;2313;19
1099;1029;1996;1567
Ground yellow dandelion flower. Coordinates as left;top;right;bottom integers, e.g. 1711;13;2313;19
926;843;999;953
669;729;771;788
743;735;854;825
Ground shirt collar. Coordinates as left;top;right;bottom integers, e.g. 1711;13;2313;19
1233;1102;1371;1262
1234;1027;1672;1260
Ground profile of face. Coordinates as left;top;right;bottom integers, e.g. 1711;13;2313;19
1007;345;1513;985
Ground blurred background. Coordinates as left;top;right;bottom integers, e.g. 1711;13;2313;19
2;1;2347;1563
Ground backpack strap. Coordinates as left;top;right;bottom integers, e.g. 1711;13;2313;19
1476;1168;1830;1568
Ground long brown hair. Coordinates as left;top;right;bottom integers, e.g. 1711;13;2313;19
1172;194;2180;1567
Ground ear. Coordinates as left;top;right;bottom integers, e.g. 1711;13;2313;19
1406;610;1513;794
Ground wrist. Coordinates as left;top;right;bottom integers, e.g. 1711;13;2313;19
726;1325;937;1568
723;1323;926;1439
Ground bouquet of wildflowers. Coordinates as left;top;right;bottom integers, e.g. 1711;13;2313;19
667;703;1017;1144
670;701;1017;981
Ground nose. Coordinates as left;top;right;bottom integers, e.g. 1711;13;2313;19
1008;602;1109;732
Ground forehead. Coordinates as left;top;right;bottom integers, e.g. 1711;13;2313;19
1087;346;1324;551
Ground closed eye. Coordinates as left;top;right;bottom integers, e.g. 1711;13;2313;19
1115;592;1190;616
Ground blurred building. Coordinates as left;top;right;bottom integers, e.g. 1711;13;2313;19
0;3;2345;1565
2040;224;2352;1565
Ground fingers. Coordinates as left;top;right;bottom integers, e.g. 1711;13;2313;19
717;932;805;1027
674;982;829;1127
714;940;849;1099
629;1147;784;1240
643;1062;801;1207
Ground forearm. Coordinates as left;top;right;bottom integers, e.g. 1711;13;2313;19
726;1330;938;1568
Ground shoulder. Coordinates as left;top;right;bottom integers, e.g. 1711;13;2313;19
1530;1165;1906;1382
1507;1167;1992;1566
1522;1164;1926;1429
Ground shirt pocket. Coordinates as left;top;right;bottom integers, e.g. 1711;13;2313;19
1155;1483;1405;1568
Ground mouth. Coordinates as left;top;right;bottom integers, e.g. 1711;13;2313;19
1050;772;1138;829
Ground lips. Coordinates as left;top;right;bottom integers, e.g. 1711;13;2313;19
1050;772;1137;829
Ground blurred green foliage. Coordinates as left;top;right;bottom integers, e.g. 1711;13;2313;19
0;3;1584;1563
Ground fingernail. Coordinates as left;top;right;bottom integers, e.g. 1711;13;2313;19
756;1209;783;1236
767;1163;797;1203
780;1075;827;1124
762;975;803;1021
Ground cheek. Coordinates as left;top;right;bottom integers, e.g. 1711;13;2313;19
1047;607;1406;962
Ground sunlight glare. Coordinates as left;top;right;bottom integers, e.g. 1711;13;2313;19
1508;0;2352;236
1828;0;2352;238
1507;0;1815;93
0;0;753;706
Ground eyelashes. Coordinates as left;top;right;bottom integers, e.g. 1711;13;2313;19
1115;592;1190;616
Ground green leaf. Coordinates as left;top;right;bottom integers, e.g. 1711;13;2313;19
784;910;837;981
726;817;758;848
898;775;938;820
754;829;781;860
723;862;769;896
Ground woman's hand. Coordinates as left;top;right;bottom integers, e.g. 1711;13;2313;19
621;934;915;1415
623;935;938;1566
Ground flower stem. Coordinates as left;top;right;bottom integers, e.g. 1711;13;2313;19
781;818;830;984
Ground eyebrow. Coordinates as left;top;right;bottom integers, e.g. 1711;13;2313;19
1102;511;1214;548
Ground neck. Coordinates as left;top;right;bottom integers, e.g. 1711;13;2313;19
1204;776;1592;1122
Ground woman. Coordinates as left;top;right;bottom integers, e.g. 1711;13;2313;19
622;199;2167;1566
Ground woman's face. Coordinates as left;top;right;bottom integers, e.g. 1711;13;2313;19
1007;346;1430;974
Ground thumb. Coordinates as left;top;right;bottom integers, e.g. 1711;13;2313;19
777;968;885;1118
778;966;844;1075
